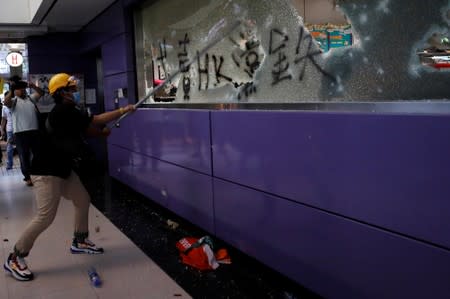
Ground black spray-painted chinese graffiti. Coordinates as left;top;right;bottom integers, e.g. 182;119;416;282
231;36;262;79
197;52;210;91
213;55;233;86
238;82;257;100
150;25;335;101
157;39;168;80
295;27;336;81
269;29;293;85
268;27;336;85
178;33;191;100
197;53;236;90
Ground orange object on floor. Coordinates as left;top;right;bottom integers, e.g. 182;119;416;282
176;236;231;270
215;248;231;264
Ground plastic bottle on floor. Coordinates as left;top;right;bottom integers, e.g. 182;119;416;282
88;267;102;287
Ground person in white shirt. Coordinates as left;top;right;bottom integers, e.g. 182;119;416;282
4;79;44;185
1;102;14;169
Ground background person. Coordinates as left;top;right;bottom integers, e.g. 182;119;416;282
3;78;44;185
1;97;14;169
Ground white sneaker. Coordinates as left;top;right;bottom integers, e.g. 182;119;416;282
3;253;34;281
70;238;104;254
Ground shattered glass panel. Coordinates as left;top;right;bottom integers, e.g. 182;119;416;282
134;0;450;103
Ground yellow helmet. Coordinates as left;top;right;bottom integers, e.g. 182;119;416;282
48;73;78;95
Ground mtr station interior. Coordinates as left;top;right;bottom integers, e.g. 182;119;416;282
1;0;450;298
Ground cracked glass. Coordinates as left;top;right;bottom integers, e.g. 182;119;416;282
134;0;450;103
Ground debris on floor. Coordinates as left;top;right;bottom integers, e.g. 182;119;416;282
89;177;320;299
167;219;179;230
176;236;231;271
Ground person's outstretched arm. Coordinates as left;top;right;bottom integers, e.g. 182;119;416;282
3;90;15;109
28;82;44;102
91;104;136;126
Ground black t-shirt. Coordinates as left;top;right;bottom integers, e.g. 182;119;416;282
30;103;93;178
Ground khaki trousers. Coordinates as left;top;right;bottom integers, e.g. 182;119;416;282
15;171;90;257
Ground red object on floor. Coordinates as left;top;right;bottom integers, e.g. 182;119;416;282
176;237;225;271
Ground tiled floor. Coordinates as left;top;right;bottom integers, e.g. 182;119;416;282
85;179;320;299
0;170;191;299
1;146;320;299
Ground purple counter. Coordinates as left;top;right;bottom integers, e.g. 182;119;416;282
106;108;450;298
211;110;450;249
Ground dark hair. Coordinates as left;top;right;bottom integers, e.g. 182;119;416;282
9;75;22;83
13;81;28;90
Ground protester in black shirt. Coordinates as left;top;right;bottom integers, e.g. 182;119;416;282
3;73;135;281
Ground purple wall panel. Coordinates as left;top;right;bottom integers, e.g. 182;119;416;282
165;166;214;234
27;55;83;75
27;34;80;55
27;34;83;74
108;143;128;181
80;1;125;52
211;111;450;248
103;72;132;111
109;109;212;175
214;179;450;299
109;144;168;207
109;144;214;232
102;34;130;76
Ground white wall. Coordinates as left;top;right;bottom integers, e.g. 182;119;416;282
28;0;43;21
0;0;42;23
